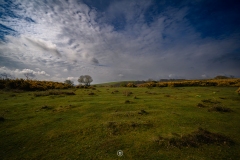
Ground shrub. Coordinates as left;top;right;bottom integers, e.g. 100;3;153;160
127;83;136;87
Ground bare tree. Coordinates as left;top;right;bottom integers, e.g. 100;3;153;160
24;72;35;80
0;73;13;79
64;80;74;86
78;75;93;86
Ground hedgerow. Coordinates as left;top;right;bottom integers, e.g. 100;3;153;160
128;79;240;88
0;79;72;91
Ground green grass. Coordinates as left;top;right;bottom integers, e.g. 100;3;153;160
0;87;240;159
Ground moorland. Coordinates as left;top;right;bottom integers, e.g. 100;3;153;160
0;78;240;159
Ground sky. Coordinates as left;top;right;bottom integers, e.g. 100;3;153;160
0;0;240;84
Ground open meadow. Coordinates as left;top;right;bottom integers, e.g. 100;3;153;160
0;86;240;159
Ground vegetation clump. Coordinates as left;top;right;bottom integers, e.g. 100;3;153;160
0;113;5;122
208;105;232;113
156;128;234;148
88;92;95;95
41;105;52;110
138;78;240;88
127;83;137;87
197;103;206;108
0;79;72;91
34;91;75;97
138;110;148;115
125;100;131;104
201;99;220;104
0;117;5;122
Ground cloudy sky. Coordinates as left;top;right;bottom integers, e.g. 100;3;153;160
0;0;240;84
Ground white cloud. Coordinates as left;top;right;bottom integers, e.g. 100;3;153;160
67;77;76;80
0;66;50;78
118;74;124;77
0;0;239;83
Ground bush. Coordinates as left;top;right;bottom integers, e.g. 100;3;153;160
127;83;136;87
0;79;72;91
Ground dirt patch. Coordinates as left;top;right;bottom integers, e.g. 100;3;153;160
88;92;95;95
155;128;234;148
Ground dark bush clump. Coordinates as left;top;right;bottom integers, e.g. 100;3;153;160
41;105;52;110
138;110;148;115
208;105;232;112
156;128;234;148
125;100;130;104
197;103;206;108
0;117;5;122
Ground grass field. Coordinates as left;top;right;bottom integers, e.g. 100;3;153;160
0;87;240;159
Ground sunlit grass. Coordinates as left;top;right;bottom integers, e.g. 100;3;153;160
0;87;239;159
